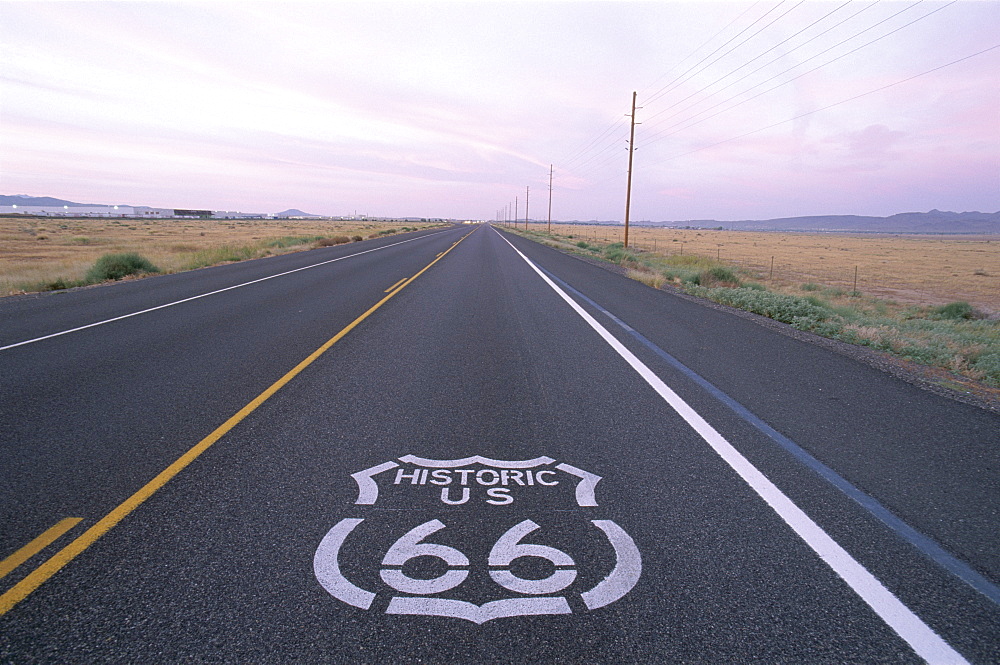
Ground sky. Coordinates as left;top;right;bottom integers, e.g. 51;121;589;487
1;1;998;221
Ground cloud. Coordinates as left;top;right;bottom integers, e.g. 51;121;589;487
823;124;908;172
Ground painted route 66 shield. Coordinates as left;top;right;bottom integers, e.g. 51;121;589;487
313;455;641;624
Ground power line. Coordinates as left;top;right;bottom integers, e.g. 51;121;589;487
639;1;915;143
561;115;629;170
642;0;879;135
551;0;977;213
575;2;879;178
636;0;765;103
657;43;1000;163
565;136;630;180
640;0;858;128
565;2;786;180
570;1;869;182
639;0;954;149
642;0;793;107
644;0;808;111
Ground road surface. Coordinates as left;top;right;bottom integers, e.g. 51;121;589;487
1;224;997;663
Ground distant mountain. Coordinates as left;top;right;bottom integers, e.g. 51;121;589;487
273;208;321;218
0;195;110;207
2;196;329;218
652;210;1000;234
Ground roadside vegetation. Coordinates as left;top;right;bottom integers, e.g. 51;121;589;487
1;218;440;295
510;227;1000;391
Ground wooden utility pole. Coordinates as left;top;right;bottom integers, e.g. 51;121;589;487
525;186;529;231
515;197;518;229
624;91;638;249
547;164;553;234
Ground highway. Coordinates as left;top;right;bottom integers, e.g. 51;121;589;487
1;223;998;663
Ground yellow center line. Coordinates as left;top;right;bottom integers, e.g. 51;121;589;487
0;228;476;617
0;518;82;580
384;278;407;293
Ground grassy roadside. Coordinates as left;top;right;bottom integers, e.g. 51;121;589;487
1;220;438;295
504;227;1000;391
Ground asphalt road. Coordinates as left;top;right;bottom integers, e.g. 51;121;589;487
1;223;997;663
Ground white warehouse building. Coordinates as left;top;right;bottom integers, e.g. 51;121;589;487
0;205;137;217
0;206;263;218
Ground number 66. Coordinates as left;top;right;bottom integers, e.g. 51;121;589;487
380;519;576;595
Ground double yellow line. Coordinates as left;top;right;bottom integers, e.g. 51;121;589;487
0;229;474;616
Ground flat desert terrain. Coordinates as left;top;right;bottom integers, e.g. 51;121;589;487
538;223;999;315
2;217;997;316
0;216;437;296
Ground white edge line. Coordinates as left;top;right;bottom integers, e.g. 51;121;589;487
494;228;967;665
1;230;449;351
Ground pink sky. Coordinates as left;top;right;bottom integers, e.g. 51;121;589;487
1;1;997;221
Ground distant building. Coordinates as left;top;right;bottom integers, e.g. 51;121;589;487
211;211;268;219
132;207;174;218
0;205;135;217
173;209;213;219
0;204;277;219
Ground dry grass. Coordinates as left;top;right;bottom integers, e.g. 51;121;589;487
536;223;1000;315
0;217;440;295
627;268;666;289
508;224;1000;393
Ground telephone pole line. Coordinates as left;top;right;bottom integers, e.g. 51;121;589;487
525;186;529;231
624;91;640;249
547;164;553;234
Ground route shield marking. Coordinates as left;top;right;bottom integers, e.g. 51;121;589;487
315;455;641;623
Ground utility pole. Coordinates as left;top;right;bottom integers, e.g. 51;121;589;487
525;186;529;231
624;91;640;249
547;164;553;234
515;197;518;230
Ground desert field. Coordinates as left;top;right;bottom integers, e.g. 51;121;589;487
0;216;440;296
2;217;998;315
535;223;999;315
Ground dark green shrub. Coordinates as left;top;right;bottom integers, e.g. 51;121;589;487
85;253;159;283
804;295;827;308
973;352;1000;387
268;235;322;249
710;266;737;281
603;243;638;265
701;266;740;286
576;241;589;249
932;301;975;320
687;286;830;326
